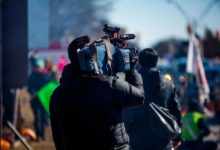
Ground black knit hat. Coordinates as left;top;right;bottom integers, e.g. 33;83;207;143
67;36;90;71
139;48;158;68
68;36;90;63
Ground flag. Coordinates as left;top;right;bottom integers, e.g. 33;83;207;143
186;33;210;104
37;80;59;113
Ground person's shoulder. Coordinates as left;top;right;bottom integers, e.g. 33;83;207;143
161;73;175;88
50;85;62;101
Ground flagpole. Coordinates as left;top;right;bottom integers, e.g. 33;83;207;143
186;25;211;113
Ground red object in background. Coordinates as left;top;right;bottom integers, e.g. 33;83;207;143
20;128;37;141
58;54;68;72
181;109;187;116
49;41;62;50
0;139;11;150
207;101;215;111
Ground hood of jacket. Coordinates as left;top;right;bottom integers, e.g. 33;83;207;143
59;63;83;89
139;67;161;98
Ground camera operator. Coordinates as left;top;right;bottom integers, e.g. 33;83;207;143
49;35;145;150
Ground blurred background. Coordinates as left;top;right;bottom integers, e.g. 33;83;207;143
0;0;220;149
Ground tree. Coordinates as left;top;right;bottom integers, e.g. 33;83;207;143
49;0;112;42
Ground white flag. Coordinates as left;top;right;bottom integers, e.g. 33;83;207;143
186;33;210;104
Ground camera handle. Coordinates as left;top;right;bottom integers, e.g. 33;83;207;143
90;44;99;75
103;39;113;75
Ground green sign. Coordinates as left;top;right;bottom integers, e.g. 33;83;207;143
37;81;59;113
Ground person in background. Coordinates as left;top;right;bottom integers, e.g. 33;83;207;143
43;57;57;81
179;99;217;150
124;48;182;150
177;75;188;111
28;57;48;141
214;80;220;118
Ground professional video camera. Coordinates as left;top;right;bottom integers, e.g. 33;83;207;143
103;24;135;48
77;24;137;76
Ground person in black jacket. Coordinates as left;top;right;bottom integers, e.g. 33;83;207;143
49;36;145;150
124;48;182;150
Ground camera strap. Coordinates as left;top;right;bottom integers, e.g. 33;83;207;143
91;44;100;75
103;39;113;75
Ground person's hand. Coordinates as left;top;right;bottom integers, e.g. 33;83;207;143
129;48;138;70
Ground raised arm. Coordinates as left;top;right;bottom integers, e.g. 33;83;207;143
112;71;145;107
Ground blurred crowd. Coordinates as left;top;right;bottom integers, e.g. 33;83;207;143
1;52;68;149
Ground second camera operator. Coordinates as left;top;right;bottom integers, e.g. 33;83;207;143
50;28;145;150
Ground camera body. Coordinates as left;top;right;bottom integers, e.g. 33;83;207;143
77;24;135;76
78;40;131;75
103;24;120;38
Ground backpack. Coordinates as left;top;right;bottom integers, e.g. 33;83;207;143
147;73;181;141
148;102;181;141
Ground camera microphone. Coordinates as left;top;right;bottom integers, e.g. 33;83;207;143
119;34;135;40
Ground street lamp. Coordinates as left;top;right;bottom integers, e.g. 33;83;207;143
198;0;220;23
167;0;191;23
167;0;220;33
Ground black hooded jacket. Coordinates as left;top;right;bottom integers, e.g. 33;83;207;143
50;64;145;150
124;67;182;150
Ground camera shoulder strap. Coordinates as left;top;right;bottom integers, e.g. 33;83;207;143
91;43;100;75
103;39;113;75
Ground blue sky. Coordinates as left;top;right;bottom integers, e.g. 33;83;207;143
107;0;220;48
